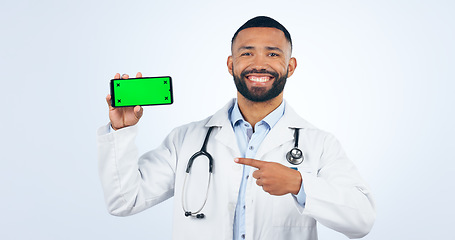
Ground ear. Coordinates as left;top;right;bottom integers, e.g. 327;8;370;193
227;56;233;76
286;57;297;78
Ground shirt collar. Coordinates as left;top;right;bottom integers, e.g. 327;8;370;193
229;99;285;129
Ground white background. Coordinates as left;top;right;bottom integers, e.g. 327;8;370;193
1;0;454;239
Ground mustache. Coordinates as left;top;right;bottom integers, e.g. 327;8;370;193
240;69;279;79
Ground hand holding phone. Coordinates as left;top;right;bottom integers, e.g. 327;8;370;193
106;72;144;130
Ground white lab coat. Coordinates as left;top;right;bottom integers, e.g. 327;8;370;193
97;99;375;240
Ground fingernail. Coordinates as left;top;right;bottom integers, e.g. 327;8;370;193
234;158;239;163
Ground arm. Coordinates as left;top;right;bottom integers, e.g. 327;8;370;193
97;124;177;216
235;133;375;238
97;72;176;216
301;134;376;238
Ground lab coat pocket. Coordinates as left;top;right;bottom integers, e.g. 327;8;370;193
271;194;315;227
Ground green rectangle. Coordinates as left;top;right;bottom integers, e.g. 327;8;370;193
110;76;173;107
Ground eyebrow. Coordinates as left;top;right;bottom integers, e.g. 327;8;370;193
266;46;284;53
237;46;284;54
238;46;254;51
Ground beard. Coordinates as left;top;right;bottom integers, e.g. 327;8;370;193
233;67;288;102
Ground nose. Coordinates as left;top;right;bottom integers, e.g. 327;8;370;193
250;55;268;71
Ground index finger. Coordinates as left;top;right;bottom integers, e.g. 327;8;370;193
234;158;266;169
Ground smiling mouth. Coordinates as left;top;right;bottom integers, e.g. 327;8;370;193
247;75;273;83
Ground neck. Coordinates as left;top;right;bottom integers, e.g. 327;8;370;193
237;92;283;128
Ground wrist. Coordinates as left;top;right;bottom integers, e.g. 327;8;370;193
291;171;303;195
110;123;122;131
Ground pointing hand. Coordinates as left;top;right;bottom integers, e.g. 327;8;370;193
234;158;302;196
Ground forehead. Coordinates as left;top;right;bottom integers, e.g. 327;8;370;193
232;27;290;51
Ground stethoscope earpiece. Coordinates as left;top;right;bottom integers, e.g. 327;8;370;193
184;211;205;219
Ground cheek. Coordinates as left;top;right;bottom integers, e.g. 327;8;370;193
274;61;289;74
232;61;245;75
277;59;288;69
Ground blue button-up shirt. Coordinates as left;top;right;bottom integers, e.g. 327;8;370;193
229;100;306;240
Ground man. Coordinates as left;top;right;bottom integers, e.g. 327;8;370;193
98;16;375;240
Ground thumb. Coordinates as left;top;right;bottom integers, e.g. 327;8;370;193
106;94;113;108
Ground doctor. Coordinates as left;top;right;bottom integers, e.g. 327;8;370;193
98;16;375;240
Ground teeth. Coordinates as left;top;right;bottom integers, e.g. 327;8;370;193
249;76;270;82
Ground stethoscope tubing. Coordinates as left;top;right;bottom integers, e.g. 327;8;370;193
182;127;215;218
182;126;304;218
181;172;212;216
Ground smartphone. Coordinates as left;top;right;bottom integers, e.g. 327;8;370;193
110;76;173;107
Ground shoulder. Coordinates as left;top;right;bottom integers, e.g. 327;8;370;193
168;99;235;136
283;101;336;140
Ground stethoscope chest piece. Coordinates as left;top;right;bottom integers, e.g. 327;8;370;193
287;147;303;165
286;128;304;165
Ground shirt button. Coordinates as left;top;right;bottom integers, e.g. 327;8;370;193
244;123;248;127
241;234;245;239
246;175;249;179
243;205;246;209
249;146;254;150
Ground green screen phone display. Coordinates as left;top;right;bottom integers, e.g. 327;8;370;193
110;76;173;107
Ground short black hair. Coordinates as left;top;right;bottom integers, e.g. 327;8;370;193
231;16;292;50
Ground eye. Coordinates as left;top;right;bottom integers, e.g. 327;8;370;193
241;52;252;56
268;52;279;57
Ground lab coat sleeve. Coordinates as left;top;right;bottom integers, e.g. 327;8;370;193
97;123;179;216
297;133;376;239
292;181;307;206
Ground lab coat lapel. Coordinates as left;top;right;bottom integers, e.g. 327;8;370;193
213;124;239;155
255;116;293;159
203;99;315;159
205;99;240;155
256;102;314;159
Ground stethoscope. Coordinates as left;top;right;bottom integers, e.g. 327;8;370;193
182;127;304;219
